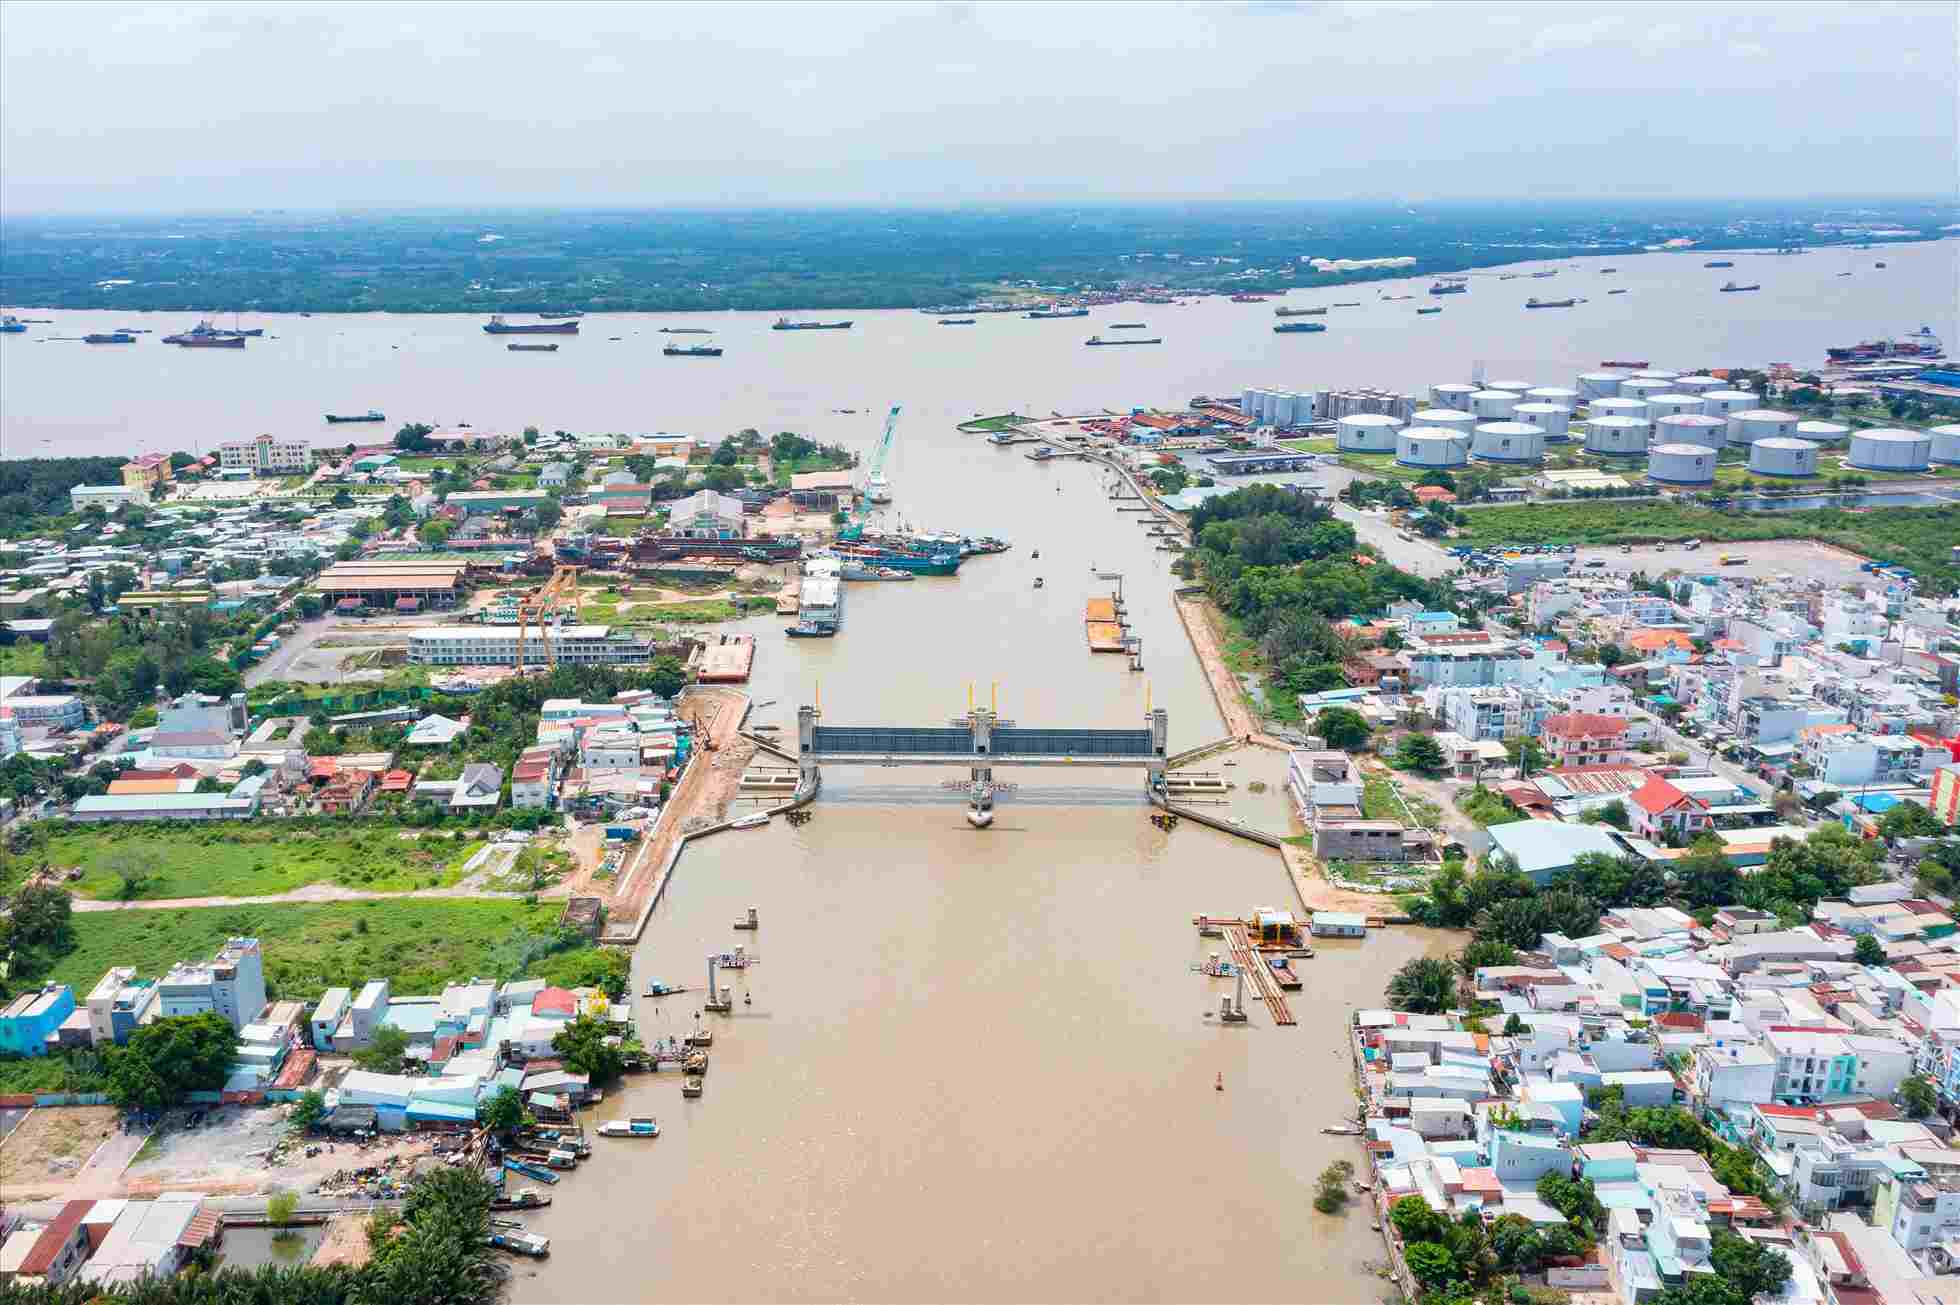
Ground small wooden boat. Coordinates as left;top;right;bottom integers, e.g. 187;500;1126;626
598;1117;661;1138
682;1076;705;1098
644;982;688;997
729;812;769;830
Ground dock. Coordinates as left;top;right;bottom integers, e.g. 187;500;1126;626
1221;923;1296;1026
693;635;756;684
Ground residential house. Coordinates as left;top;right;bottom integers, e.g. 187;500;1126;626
1627;776;1712;841
0;985;76;1057
1539;712;1633;768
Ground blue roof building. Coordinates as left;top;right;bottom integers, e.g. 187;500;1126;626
0;985;76;1058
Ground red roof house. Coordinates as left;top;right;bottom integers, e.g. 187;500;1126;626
1627;776;1711;840
1540;713;1633;768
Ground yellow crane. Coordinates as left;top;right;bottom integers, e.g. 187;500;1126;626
515;565;580;672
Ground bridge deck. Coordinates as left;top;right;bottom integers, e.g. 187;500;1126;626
808;724;1158;764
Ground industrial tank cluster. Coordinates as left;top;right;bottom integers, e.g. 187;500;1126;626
1239;386;1416;427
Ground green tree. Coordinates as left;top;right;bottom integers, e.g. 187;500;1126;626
645;655;688;699
1315;706;1372;751
1394;732;1446;775
1404;1241;1456;1291
1709;1228;1792;1300
1389;1194;1450;1245
478;1084;525;1133
290;1089;328;1131
353;1024;411;1074
106;1013;240;1112
533;499;563;531
551;1013;626;1083
1594;799;1630;831
1854;934;1887;966
1503;736;1548;777
1386;956;1457;1014
1313;1159;1354;1214
1879;801;1946;838
1488;1213;1545;1271
418;518;454;548
266;1190;300;1227
1455;938;1516;979
1902;1074;1938;1119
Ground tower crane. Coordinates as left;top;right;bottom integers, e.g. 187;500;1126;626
838;405;901;543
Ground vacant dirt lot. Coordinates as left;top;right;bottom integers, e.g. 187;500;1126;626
0;1106;119;1198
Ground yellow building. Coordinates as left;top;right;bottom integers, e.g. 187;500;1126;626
120;452;173;493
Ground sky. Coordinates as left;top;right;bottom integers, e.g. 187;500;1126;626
1;1;1954;214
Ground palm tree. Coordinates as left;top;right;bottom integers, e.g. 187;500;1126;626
1385;956;1458;1014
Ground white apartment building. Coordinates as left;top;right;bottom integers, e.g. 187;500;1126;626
408;625;658;667
155;937;266;1032
1433;687;1525;742
219;433;314;475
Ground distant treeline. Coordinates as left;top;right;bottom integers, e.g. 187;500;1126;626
0;456;128;521
2;204;1948;313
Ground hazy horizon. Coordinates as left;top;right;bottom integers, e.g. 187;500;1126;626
2;0;1955;216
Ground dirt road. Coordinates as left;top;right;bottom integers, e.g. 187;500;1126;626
72;880;526;913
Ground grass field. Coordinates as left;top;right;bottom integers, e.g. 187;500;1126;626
632;597;773;622
0;641;49;677
957;414;1030;433
1455;502;1960;589
23;824;488;900
1278;437;1338;453
45;899;569;1002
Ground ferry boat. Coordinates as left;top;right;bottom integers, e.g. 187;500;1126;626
488;1231;551;1258
1719;281;1761;293
325;409;385;423
1274;306;1327;317
484;315;578;334
1025;306;1089;319
84;332;136;344
1427;282;1467;295
1273;321;1327;334
1526;297;1577;309
507;342;559;351
1827;327;1942;362
663;343;723;356
163;320;246;347
772;317;853;330
831;543;961;575
598;1117;661;1138
1085;334;1160;345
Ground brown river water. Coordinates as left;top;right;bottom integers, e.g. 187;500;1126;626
6;239;1949;1301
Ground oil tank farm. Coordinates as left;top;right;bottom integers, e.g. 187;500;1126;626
1270;391;1302;427
1429;382;1478;411
1471;421;1547;463
1671;375;1724;394
1655;413;1729;450
1511;402;1571;438
1336;413;1403;452
1471;390;1520;420
1576;371;1625;400
1410;408;1477;436
1748;438;1821;477
1645;394;1706;420
1525;386;1581;410
1586;416;1651;456
1700;390;1760;417
1648;443;1718;485
1930;424;1960;466
1396;427;1472;468
1620;378;1674;405
1796;420;1850;445
1847;428;1932;472
1725;409;1798;446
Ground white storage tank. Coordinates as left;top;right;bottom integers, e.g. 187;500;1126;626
1576;371;1625;400
1430;382;1478;411
1645;393;1706;420
1647;443;1718;485
1411;408;1477;435
1700;389;1759;417
1930;423;1960;466
1271;392;1300;427
1847;427;1932;472
1655;413;1728;450
1336;412;1403;452
1471;389;1520;420
1487;378;1535;395
1525;386;1581;410
1585;415;1651;456
1671;375;1723;393
1620;378;1674;404
1241;388;1269;424
1726;409;1798;446
1590;396;1651;422
1511;402;1571;438
1630;370;1680;383
1396;427;1472;468
1471;421;1547;463
1795;420;1849;444
1748;438;1820;478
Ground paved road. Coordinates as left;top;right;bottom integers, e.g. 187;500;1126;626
1331;503;1456;578
1637;710;1777;800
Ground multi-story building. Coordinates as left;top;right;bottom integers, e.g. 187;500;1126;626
1434;686;1525;742
1932;762;1960;827
69;484;149;513
407;624;658;667
84;968;157;1047
156;937;266;1032
0;985;76;1058
2;695;86;730
1540;712;1632;768
1798;727;1933;787
218;433;313;476
1403;637;1528;690
119;452;173;493
511;746;561;809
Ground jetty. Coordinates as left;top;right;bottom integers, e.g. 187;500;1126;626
1220;923;1296;1026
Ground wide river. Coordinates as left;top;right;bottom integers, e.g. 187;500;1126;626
4;239;1953;1302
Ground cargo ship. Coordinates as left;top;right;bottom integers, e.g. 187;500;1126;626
938;318;977;325
1827;328;1943;362
1274;321;1327;333
660;327;712;334
1274;306;1327;317
838;563;915;581
1230;294;1268;303
326;409;385;423
1110;322;1148;329
1526;297;1577;309
1086;334;1160;345
84;332;136;344
163;320;246;347
1428;282;1467;295
508;342;559;352
831;542;961;575
663;343;723;357
1704;260;1735;268
484;315;578;334
1025;306;1089;319
1719;281;1760;293
1415;307;1442;315
772;318;853;330
1601;359;1649;369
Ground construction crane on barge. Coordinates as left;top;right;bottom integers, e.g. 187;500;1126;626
837;405;901;542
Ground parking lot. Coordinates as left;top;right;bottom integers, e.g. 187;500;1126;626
1569;539;1871;585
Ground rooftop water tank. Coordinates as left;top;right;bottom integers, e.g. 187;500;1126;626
1930;423;1960;466
1336;412;1403;452
1395;428;1472;468
1700;389;1760;417
1725;409;1798;446
1430;382;1478;411
1647;443;1718;485
1644;394;1707;420
1795;420;1849;444
1847;427;1932;472
1511;402;1571;438
1471;390;1520;420
1748;438;1820;478
1471;421;1547;463
1585;415;1651;456
1576;372;1625;400
1655;414;1728;450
